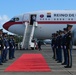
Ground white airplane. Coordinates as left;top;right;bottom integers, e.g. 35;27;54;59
3;10;76;48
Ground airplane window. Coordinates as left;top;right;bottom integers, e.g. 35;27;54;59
15;17;19;21
57;18;59;20
10;17;19;22
54;18;56;20
45;18;47;20
63;18;64;20
48;18;50;20
40;18;42;20
71;18;73;20
60;18;61;20
10;18;15;22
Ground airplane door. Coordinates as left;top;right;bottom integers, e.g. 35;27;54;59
30;14;36;25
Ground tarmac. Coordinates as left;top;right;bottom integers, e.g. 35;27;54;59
0;45;76;75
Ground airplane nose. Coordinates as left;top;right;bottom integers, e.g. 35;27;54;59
3;21;10;30
3;21;13;30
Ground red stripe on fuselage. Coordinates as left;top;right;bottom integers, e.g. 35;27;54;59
3;21;23;30
3;21;76;30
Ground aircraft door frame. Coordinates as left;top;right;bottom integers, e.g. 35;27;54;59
22;14;29;23
29;14;37;25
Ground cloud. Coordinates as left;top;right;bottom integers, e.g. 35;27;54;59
0;15;10;28
0;15;12;34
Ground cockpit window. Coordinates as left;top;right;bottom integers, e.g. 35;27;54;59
10;18;15;21
10;17;19;22
15;17;19;21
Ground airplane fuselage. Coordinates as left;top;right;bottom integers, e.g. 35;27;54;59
3;10;76;39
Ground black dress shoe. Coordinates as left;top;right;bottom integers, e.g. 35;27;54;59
9;58;13;60
2;61;6;63
64;66;69;68
68;66;72;68
55;59;58;61
13;57;15;58
64;66;72;68
57;61;61;63
5;59;8;61
61;63;66;65
0;63;3;65
52;57;55;59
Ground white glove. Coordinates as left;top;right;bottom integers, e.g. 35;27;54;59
61;46;63;49
4;46;6;49
52;45;54;47
57;46;58;49
64;46;66;49
7;46;9;49
13;46;14;49
0;45;1;47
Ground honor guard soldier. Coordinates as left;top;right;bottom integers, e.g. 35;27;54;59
55;31;59;61
9;35;14;59
57;30;63;63
51;33;56;59
54;33;58;60
2;33;9;62
11;35;15;58
62;28;68;65
9;35;15;59
64;24;73;68
0;29;4;65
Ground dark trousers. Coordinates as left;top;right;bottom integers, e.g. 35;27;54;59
63;46;67;64
52;47;56;59
57;48;62;62
5;49;8;60
9;48;12;59
56;48;58;60
2;49;6;62
67;48;72;67
38;45;41;50
11;48;15;58
0;53;2;64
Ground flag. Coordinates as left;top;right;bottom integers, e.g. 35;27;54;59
47;12;51;17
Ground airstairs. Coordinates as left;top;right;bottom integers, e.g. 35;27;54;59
22;22;38;49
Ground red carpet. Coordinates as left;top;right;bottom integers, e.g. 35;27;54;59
5;54;51;72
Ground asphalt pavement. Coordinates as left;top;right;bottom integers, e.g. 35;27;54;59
0;45;76;75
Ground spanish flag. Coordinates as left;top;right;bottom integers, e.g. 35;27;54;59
47;12;51;17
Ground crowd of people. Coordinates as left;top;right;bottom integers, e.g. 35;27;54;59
51;24;73;68
0;29;15;65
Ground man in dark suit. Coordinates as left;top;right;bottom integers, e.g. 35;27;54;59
38;40;42;51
